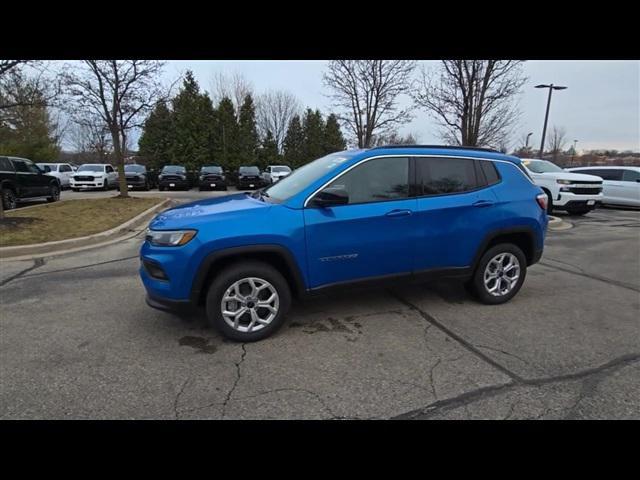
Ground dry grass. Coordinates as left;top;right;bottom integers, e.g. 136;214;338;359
0;197;164;247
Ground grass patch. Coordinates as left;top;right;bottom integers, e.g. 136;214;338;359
1;197;164;247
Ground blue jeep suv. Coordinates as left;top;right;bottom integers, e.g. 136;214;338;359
140;146;548;341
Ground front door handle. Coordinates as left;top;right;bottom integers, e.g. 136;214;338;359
473;200;494;208
386;209;413;217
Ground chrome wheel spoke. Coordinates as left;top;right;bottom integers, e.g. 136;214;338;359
221;277;280;333
483;253;521;297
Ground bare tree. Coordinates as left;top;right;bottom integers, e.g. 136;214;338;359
372;130;420;146
62;61;167;197
210;71;253;116
546;125;567;161
0;61;61;113
323;60;416;148
70;113;113;163
414;60;527;148
256;90;301;153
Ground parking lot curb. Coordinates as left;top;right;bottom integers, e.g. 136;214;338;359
0;198;171;260
548;215;573;231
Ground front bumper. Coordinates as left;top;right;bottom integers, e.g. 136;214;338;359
159;179;190;189
146;292;196;314
70;179;106;189
199;178;227;189
554;191;603;209
237;178;264;189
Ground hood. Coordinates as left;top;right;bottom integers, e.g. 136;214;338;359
534;171;602;182
149;193;270;230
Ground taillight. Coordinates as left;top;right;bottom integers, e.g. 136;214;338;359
536;193;548;211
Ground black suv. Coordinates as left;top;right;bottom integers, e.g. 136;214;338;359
198;165;227;191
236;166;264;190
158;165;190;191
1;156;61;210
121;164;153;191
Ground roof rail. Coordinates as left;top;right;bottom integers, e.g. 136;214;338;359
370;144;501;153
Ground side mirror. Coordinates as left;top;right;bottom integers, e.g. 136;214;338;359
309;187;349;208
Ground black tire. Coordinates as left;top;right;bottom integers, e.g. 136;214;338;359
143;181;149;191
469;243;527;305
159;186;165;192
542;188;553;214
222;186;228;191
46;184;60;203
2;188;17;210
72;188;79;192
103;179;109;191
206;261;292;342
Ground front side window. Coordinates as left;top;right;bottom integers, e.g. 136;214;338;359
414;157;480;195
60;165;71;172
324;157;409;204
106;166;114;173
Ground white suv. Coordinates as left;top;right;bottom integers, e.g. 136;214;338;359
36;163;75;189
565;166;640;208
520;159;603;215
263;165;292;184
70;164;118;191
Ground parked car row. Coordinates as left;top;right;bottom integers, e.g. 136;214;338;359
1;156;62;209
520;159;640;214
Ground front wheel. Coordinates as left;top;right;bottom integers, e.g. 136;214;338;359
103;180;109;191
206;261;291;342
469;243;527;305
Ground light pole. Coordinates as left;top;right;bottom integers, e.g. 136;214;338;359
571;139;578;165
525;132;533;149
535;84;567;159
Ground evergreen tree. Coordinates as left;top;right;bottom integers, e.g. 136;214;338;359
283;114;304;167
323;113;346;154
138;101;173;170
0;90;59;161
213;96;240;171
257;130;280;169
237;94;259;166
301;109;325;164
169;71;215;171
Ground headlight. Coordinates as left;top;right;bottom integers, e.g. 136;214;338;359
145;229;197;247
557;179;572;185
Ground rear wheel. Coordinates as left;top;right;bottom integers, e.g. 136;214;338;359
2;188;17;210
206;261;291;342
469;243;527;305
46;184;60;203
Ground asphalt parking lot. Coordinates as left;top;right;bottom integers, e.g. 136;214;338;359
1;194;638;419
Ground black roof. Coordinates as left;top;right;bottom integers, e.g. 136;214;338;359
370;144;500;153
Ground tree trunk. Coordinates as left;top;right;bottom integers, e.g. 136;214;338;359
110;127;128;198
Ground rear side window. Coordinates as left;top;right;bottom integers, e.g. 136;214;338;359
0;157;13;172
327;156;409;204
622;170;639;182
579;169;623;181
11;160;30;173
478;160;501;186
414;157;480;195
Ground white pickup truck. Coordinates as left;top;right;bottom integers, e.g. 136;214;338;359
520;159;603;215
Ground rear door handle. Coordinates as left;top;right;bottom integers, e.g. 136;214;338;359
386;209;413;217
473;200;494;208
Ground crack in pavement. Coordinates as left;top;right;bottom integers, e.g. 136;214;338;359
221;344;247;419
173;378;191;420
16;255;140;280
0;258;45;287
394;353;640;419
429;359;441;400
473;344;537;369
390;291;525;383
539;261;640;293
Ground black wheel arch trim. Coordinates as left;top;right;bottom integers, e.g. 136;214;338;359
471;226;541;271
190;244;306;303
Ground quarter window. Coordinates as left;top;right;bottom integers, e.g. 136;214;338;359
622;170;639;182
325;157;409;204
414;157;480;195
478;160;501;186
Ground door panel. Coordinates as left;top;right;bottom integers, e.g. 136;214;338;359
412;156;498;271
303;156;415;288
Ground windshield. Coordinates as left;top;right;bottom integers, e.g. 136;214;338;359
239;167;259;174
78;165;105;172
264;152;355;202
521;159;564;173
162;166;186;174
125;165;145;173
272;166;291;173
201;166;222;174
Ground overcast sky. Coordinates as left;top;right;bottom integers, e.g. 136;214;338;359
157;60;639;153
